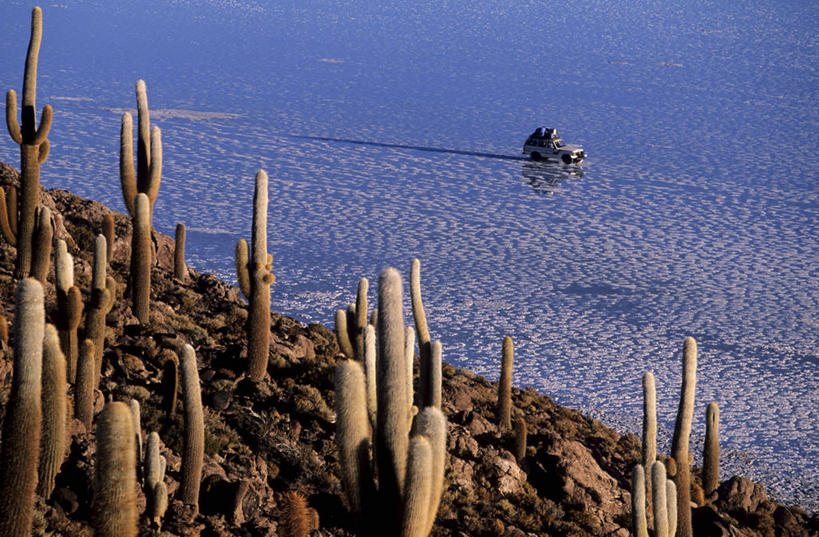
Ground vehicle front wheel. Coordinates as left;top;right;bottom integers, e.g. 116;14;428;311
530;152;542;161
561;154;573;164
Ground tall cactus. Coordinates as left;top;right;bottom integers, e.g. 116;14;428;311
4;7;53;279
235;169;274;382
670;337;697;537
54;239;82;382
131;193;151;323
179;344;204;510
642;371;657;517
651;461;669;537
119;80;161;217
631;465;649;537
335;267;447;537
93;402;137;537
0;279;44;537
497;336;514;431
703;402;720;495
37;324;67;499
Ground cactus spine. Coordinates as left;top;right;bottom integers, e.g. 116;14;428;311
37;324;67;499
174;222;188;280
235;170;274;382
86;234;114;388
93;402;137;537
670;337;696;537
631;465;649;537
0;279;44;537
4;7;53;279
410;259;432;405
282;491;311;537
74;339;95;428
179;344;204;509
703;402;720;495
54;239;82;382
497;336;514;431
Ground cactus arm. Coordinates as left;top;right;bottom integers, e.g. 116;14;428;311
104;276;117;313
6;184;17;236
145;126;162;208
128;399;143;467
32;104;51;146
179;344;204;510
251;169;268;265
513;417;527;462
93;402;138;537
354;277;368;361
119;113;136;216
410;259;431;384
144;432;161;493
135;80;151;189
6;90;22;144
37;138;49;163
235;239;251;298
410;407;447;535
0;279;44;537
102;213;115;261
405;325;415;411
703;402;720;495
21;7;43;114
428;340;442;409
364;324;377;431
666;480;678;537
631;465;649;537
174;223;187;280
651;462;669;537
334;359;373;516
670;337;697;537
400;435;433;537
642;371;657;505
0;187;17;245
37;324;67;499
334;309;355;358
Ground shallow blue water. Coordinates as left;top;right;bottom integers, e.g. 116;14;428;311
1;0;817;508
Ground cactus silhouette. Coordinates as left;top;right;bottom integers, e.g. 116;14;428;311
179;344;204;510
4;7;53;279
54;239;82;382
235;170;274;381
74;339;96;428
631;465;649;537
670;337;696;537
497;336;514;431
37;324;67;499
93;402;137;537
130;193;151;323
0;279;44;537
703;402;720;495
174;222;188;280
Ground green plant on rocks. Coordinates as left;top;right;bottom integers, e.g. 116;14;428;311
0;278;44;537
235;169;275;382
335;267;447;537
3;7;53;279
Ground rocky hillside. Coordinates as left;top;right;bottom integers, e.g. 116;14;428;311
0;161;815;536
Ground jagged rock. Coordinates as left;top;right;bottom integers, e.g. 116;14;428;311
717;475;769;514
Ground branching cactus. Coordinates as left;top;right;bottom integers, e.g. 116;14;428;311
497;336;514;431
0;279;44;537
703;402;720;496
235;170;274;382
335;267;447;537
670;337;697;537
174;222;188;280
4;7;53;279
37;324;67;499
54;239;83;382
130;193;151;323
119;80;161;217
86;234;115;388
74;339;95;428
179;344;204;510
93;402;137;537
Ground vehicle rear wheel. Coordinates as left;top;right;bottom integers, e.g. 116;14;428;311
530;152;542;161
561;154;573;164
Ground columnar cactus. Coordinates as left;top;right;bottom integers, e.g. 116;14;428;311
666;480;678;537
130;193;151;323
86;234;115;388
364;324;378;431
0;279;44;537
93;402;137;537
651;461;669;537
631;465;649;537
30;205;52;284
0;314;8;346
4;7;53;279
102;212;114;262
54;239;82;382
497;336;514;431
128;399;143;467
703;402;720;495
335;309;355;358
513;417;527;463
74;339;95;428
179;344;204;510
174;222;188;280
37;324;67;499
405;325;416;410
144;431;168;527
410;259;431;403
235;170;274;382
426;340;442;409
335;267;448;537
642;371;657;515
119;80;161;217
161;351;179;417
354;277;368;361
670;337;697;537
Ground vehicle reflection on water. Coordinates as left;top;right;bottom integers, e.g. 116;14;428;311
521;160;584;195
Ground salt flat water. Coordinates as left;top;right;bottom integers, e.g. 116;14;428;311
1;0;817;508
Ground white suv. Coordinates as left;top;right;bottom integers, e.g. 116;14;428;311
523;127;586;164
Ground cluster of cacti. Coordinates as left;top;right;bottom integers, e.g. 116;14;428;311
93;402;138;537
2;7;53;280
54;239;83;381
179;344;204;510
120;80;162;324
632;461;678;537
0;279;44;537
335;266;447;537
497;335;514;431
235;169;275;382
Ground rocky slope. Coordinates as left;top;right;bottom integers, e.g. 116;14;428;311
0;161;816;536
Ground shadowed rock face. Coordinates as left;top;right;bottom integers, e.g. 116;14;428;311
0;161;815;536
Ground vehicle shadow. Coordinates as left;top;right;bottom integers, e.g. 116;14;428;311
521;161;583;195
291;134;526;162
